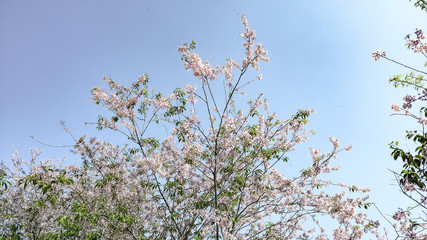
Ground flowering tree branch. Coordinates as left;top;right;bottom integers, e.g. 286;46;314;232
374;28;427;239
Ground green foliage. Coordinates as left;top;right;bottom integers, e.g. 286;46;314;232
409;0;427;11
0;170;10;191
389;72;424;90
0;222;23;240
390;129;427;188
358;202;373;210
290;109;311;125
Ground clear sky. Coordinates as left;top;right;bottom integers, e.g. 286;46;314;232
1;0;427;235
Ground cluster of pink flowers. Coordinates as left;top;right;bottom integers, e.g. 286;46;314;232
403;94;417;109
372;50;386;61
391;86;427;126
240;14;270;70
406;28;427;53
221;58;239;84
391;103;401;112
415;29;426;40
329;136;340;148
177;45;219;82
391;204;427;239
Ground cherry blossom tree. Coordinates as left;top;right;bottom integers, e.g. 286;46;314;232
0;15;379;240
373;28;427;239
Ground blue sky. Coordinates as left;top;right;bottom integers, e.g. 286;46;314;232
1;0;427;235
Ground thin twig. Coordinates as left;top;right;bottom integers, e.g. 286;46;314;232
29;136;75;148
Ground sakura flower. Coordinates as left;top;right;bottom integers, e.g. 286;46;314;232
329;136;340;148
372;50;386;61
344;144;353;151
391;103;400;112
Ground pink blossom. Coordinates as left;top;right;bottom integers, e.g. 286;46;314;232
415;28;426;39
418;117;427;125
391;103;400;112
372;50;386;61
329;136;340;148
344;144;353;151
